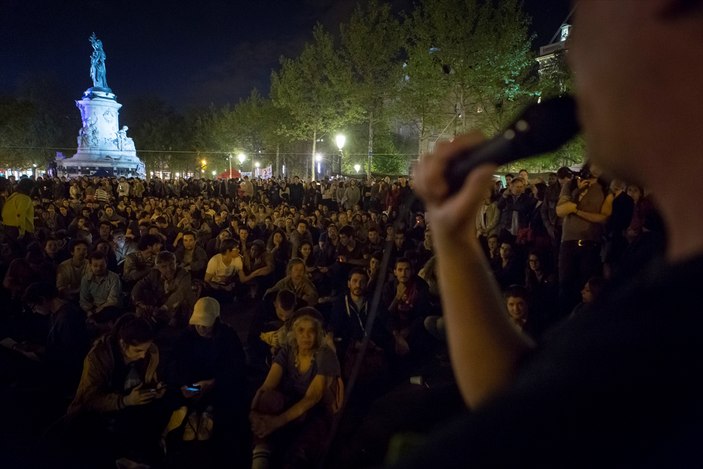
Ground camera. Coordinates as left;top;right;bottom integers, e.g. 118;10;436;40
576;167;592;180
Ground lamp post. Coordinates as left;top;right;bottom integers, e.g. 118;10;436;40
228;154;232;178
237;153;246;170
335;134;346;176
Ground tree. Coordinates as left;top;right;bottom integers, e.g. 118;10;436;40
402;0;537;148
122;97;187;175
339;0;405;177
213;90;290;176
0;75;75;170
271;24;363;180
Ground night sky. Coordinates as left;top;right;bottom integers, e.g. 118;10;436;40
1;0;572;111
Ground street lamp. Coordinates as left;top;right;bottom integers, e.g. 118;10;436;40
228;154;232;178
212;170;217;177
237;153;246;175
335;134;346;176
354;164;361;174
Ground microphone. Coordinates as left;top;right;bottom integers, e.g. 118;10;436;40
444;95;580;196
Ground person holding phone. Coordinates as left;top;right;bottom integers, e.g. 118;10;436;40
167;297;247;446
64;314;168;467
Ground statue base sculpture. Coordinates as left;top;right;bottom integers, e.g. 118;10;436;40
57;87;146;179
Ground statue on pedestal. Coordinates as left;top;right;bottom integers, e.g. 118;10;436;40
89;33;108;89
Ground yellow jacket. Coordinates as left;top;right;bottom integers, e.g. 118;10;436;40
2;192;34;236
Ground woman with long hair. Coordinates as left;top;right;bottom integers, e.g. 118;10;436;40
249;307;341;468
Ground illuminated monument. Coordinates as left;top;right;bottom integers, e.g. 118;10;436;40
57;33;145;178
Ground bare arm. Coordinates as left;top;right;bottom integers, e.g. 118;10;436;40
413;133;535;409
250;362;283;410
575;192;613;224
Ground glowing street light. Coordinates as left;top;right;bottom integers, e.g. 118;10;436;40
354;164;361;174
335;134;346;151
211;170;217;176
315;153;323;162
335;134;346;176
237;153;246;165
201;159;207;166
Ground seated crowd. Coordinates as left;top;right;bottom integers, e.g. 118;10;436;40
0;167;664;468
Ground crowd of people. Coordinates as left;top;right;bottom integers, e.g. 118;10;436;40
0;165;664;468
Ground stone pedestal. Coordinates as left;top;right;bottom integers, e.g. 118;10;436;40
57;87;145;178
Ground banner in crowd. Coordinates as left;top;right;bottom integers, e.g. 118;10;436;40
257;165;272;179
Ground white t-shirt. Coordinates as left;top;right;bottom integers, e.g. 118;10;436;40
206;254;243;284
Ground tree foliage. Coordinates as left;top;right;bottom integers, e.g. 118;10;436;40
271;24;364;179
2;0;582;176
339;0;405;175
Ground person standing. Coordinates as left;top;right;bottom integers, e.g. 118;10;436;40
400;1;703;467
1;178;35;244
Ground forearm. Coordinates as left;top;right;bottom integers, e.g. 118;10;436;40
434;234;534;409
555;203;573;218
278;395;320;426
575;209;607;224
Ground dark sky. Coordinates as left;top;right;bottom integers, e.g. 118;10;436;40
1;0;571;111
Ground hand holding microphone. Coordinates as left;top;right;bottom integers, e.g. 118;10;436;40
414;96;579;242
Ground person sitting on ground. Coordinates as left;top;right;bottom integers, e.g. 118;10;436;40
203;237;262;301
249;307;342;469
330;268;390;392
381;257;432;358
258;289;297;356
503;285;536;338
523;249;558;335
174;230;208;280
204;238;243;298
166;297;247;448
122;234;162;289
493;240;523;290
242;239;276;299
132;251;195;328
267;228;292;280
65;314;168;467
112;229;136;268
570;276;607;318
20;281;89;394
56;239;90;302
264;258;319;308
79;252;122;323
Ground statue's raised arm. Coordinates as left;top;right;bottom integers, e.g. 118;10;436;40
89;33;108;89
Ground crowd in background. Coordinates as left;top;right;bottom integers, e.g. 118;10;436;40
0;166;664;468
